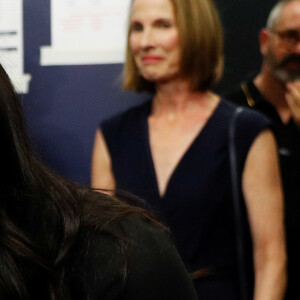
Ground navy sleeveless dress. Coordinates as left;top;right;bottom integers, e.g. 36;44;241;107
101;99;272;299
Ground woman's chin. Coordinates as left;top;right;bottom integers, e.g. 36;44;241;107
141;72;160;82
142;73;175;85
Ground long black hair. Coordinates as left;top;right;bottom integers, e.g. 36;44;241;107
0;64;150;299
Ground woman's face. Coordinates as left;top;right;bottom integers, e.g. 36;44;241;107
129;0;181;84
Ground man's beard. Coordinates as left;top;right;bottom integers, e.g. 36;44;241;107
266;48;300;83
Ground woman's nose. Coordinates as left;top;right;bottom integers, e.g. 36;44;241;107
140;28;154;48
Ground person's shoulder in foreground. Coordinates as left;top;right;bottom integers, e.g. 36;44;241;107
67;191;199;300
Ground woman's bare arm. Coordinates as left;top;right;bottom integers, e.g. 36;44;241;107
242;129;286;300
91;129;116;191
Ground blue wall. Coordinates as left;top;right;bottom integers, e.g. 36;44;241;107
21;0;276;185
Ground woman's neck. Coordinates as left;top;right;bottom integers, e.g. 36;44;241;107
152;80;219;116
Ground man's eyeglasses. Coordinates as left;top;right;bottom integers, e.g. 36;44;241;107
271;29;300;49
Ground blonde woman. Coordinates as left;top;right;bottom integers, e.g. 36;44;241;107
92;0;286;299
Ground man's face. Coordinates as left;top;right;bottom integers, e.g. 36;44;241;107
264;1;300;83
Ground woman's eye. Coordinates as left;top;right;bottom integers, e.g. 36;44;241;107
131;23;143;32
157;21;171;28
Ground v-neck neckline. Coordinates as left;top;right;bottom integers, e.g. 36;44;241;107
143;99;224;199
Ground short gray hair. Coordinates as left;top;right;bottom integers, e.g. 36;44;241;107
266;0;292;31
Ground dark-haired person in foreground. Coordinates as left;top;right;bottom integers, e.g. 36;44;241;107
92;0;286;299
225;1;300;298
0;63;198;299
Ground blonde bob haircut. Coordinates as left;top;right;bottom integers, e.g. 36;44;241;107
123;0;224;93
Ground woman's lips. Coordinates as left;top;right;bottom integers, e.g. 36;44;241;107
141;56;163;62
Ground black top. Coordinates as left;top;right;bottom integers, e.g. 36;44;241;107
101;99;271;299
226;80;300;300
67;215;198;300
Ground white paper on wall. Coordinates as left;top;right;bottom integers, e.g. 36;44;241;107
0;0;31;93
40;0;131;66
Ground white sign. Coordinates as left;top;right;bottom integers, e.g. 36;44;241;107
41;0;131;66
0;0;31;93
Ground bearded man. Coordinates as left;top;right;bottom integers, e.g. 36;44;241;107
226;1;300;298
